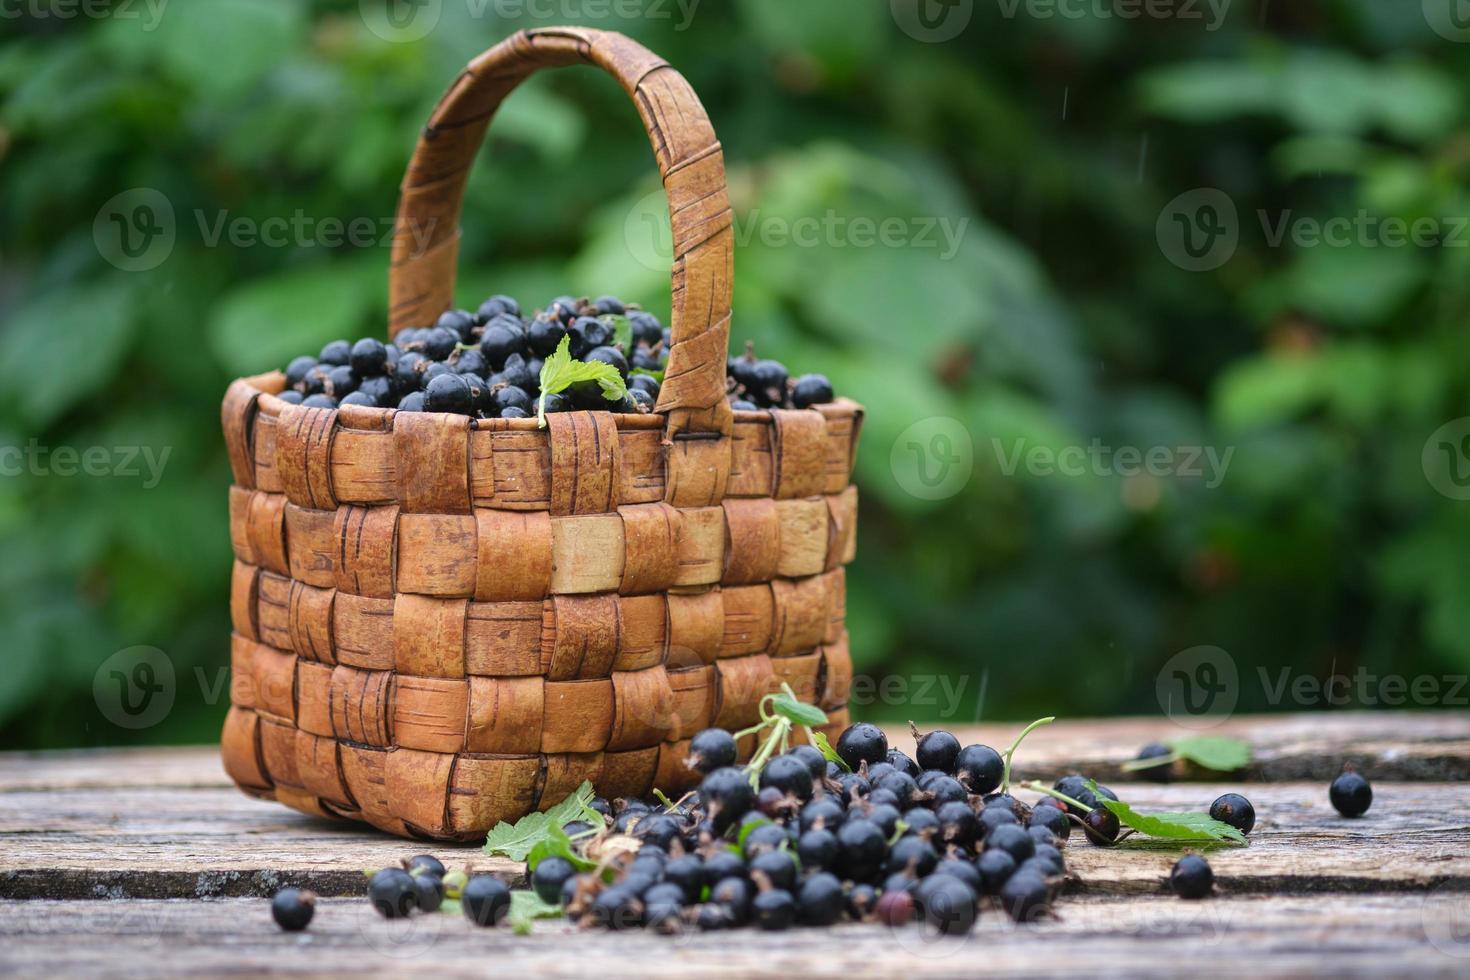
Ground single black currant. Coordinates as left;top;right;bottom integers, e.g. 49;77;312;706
979;805;1019;836
568;316;612;357
985;823;1036;863
500;406;530;419
741;822;790;859
358;375;392;405
548;295;582;324
628;388;655;412
325;365;358;398
339;391;376;407
1028;802;1071;841
490;384;531;417
748;358;789;406
760;753;815;802
425;372;473;414
1081;807;1121;846
834;772;869;805
799;797;846;833
350;338;389;377
412;873;444;912
539;391;573;414
999;871;1051;922
866;803;903;839
436;309;477;342
589;885;643;930
636;814;684;852
1209;792;1256;834
866;762;896;783
914;729;961;773
874;770;920;807
791;871;842;927
752;888;796;931
660;855;703;903
687;728;738;773
835;817;887;882
479;315;527;366
593;295;626;315
696;903;734;931
462;874;511;926
914;873;978;936
301;394;337;409
885;835;939;878
789;744;827;781
526;315;567;357
631;347;664;372
532;855;577;904
286;355;318;387
835;722;888;771
420;326;459;361
271;887;315;931
319;340;351;366
702;851;746;888
278;390;305;405
453;347;489;378
927;774;969;807
1027;825;1058;850
1170;854;1214;899
628;373;661;399
954;744;1005;795
729;398;759;412
846;882;879;921
1330;769;1372;817
627;310;663;346
791;373;835;409
397;391;426;412
977;848;1017;895
711;876;753;925
933;857;984;894
698;766;755;832
796;827;838;871
936;799;980;849
1031;843;1066;876
884;749;920;779
368;868;418;919
750;849;798;892
477;294;520;320
901;806;940;839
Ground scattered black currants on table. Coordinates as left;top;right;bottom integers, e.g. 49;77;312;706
273;294;836;418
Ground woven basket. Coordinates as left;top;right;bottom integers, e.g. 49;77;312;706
218;27;863;841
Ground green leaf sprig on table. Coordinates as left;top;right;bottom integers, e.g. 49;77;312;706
1021;778;1248;846
507;890;563;935
733;684;832;789
535;335;630;426
483;779;603;863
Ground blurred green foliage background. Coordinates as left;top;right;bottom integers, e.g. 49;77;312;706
3;0;1469;747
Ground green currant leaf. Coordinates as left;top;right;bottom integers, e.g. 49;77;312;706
607;314;632;352
736;816;771;850
544;779;602;826
525;823;596;872
768;692;827;727
632;367;664;384
508;890;562;935
1099;798;1248;845
438;896;463;916
536;336;631;425
1170;735;1251;772
484;780;601;861
810;730;850;772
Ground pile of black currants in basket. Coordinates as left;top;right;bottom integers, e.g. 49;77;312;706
273;294;835;419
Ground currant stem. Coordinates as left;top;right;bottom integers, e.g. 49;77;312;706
999;716;1055;794
1019;780;1093;814
1120;751;1180;772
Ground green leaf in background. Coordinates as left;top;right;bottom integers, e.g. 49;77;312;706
768;692;827;728
1100;798;1248;845
1169;736;1252;772
607;314;632;353
0;278;137;427
507;890;562;935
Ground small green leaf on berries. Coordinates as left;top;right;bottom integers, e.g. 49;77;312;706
1099;798;1247;844
810;730;851;772
768;692;827;727
508;890;562;935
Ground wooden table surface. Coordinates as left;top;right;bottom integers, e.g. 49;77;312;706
3;712;1468;978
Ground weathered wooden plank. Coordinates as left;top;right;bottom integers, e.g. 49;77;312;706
2;894;1467;979
2;781;1466;899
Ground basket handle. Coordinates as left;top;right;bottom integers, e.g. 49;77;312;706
388;27;733;439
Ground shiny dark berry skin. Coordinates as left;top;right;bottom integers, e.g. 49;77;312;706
741;823;790;860
986;823;1036;863
628;388;655;411
397;391;426;412
1330;770;1372;817
453;348;489;378
1052;774;1092;810
915;730;961;773
479;316;528;365
425;372;473;414
750;849;798;892
286;356;318;387
885;836;939;878
496;353;537;392
368;868;418;919
711;876;753;924
835;722;888;771
548;296;582;324
977;848;1017;894
688;728;738;773
632;347;664;372
933;857;983;894
979;806;1019;836
319;340;351;366
901;806;940;839
325;365;358;398
478;294;520;320
532;855;577;904
420;326;459;361
846;883;878;921
271;888;315;931
790;373;835;409
628;373;661;399
1028;801;1071;841
593;295;625;315
490;385;531;416
627;310;663;346
836;818;887;882
914;873;978;936
1170;854;1214;899
413;873;445;912
1135;742;1175;783
278;390;305;405
789;744;827;781
436;309;477;342
874;888;915;926
936;799;980;849
1209;792;1256;834
568;316;612;357
350;338;389;377
752;888;796;931
799;798;846;833
589;885;643;930
339;391;376;407
660;855;703;903
699;766;755;832
954;744;1004;794
462;875;512;926
301;394;337;409
539;391;573;414
1081;807;1121;846
796;872;844;926
760;754;815;802
886;749;921;778
358;376;393;405
526;316;567;357
999;872;1051;922
874;770;920;808
1031;843;1066;876
797;828;838;870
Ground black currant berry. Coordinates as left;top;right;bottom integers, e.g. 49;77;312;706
1031;843;1066;876
526;316;567;357
278;390;305;405
846;883;878;921
750;849;798;892
1170;854;1214;899
710;876;753;924
532;856;576;904
797;828;838;870
835;722;888;771
954;744;1004;795
977;848;1017;895
477;294;520;321
999;872;1051;922
628;373;661;399
985;823;1035;863
901;806;940;839
791;373;835;409
568;316;612;357
660;855;703;903
760;754;815;802
799;798;846;833
339;391;376;407
796;872;844;926
539;391;573;414
885;836;939;878
836;818;887;882
1081;807;1121;846
1135;742;1175;784
589;885;643;930
928;774;970;807
436;309;477;342
271;887;315;931
368;868;418;919
325;365;358;398
419;327;458;362
874;770;920;807
489;385;530;417
752;888;796;931
885;749;921;778
933;857;983;894
978;806;1019;836
687;728;738;773
915;729;961;773
548;296;582;324
699;766;755;832
412;873;444;912
627;310;663;347
936;799;980;849
1028;801;1071;841
632;347;664;372
1027;825;1058;849
350;338;389;377
425;372;472;414
301;394;337;409
748;359;789;406
319;340;351;366
453;347;489;378
729;398;759;412
358;376;393;405
789;744;827;781
285;355;318;387
397;391;426;412
479;315;527;366
593;295;625;315
1330;769;1372;817
462;874;511;926
914;873;978;936
1209;792;1256;835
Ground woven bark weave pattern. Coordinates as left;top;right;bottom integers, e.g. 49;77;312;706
219;28;861;840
